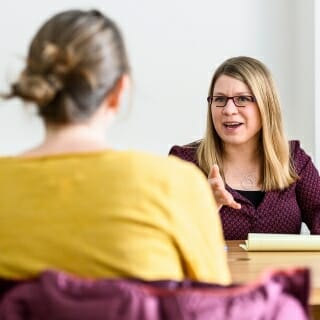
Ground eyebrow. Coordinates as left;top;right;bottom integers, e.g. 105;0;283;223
212;92;253;95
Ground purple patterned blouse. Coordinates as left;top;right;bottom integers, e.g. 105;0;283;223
169;140;320;240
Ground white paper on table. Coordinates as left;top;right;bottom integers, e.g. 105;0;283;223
239;233;320;251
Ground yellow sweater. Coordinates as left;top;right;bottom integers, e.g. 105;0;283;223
0;150;230;284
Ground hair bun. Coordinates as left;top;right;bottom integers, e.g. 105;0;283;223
4;9;130;124
40;42;76;77
12;41;72;107
12;72;60;107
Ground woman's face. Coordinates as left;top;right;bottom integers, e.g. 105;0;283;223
210;75;262;149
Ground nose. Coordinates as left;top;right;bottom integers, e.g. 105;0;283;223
222;99;238;115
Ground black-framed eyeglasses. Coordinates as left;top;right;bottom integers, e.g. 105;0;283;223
207;95;256;107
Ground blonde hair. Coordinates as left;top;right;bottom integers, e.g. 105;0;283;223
197;56;298;190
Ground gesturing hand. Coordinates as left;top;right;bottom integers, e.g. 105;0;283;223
208;164;241;210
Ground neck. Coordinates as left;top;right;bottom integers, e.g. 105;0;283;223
46;123;106;143
223;141;261;165
222;141;263;191
21;122;108;157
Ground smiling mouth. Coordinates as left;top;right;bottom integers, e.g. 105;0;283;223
223;122;243;129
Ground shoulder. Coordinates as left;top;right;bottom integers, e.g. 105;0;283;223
289;140;301;155
121;150;208;191
125;150;201;176
289;140;314;174
168;140;201;164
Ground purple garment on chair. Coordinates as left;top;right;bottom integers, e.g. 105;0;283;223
0;268;310;320
169;140;320;240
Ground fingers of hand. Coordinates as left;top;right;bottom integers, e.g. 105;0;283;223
208;177;223;189
208;164;241;209
229;200;241;209
208;164;221;180
214;189;241;210
225;196;241;209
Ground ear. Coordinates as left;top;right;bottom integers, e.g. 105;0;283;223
104;74;129;112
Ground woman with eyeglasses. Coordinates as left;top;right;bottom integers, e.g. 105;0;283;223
169;56;320;240
0;9;230;284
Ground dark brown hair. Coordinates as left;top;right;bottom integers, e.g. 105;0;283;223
6;9;130;124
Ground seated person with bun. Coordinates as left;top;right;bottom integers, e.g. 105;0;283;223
0;9;230;285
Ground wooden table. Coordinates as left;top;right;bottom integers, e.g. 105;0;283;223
226;240;320;318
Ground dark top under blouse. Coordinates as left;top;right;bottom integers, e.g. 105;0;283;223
169;140;320;240
235;190;265;208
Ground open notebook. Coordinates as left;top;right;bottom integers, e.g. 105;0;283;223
240;233;320;251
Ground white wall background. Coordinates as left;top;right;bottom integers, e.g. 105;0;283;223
0;0;317;163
